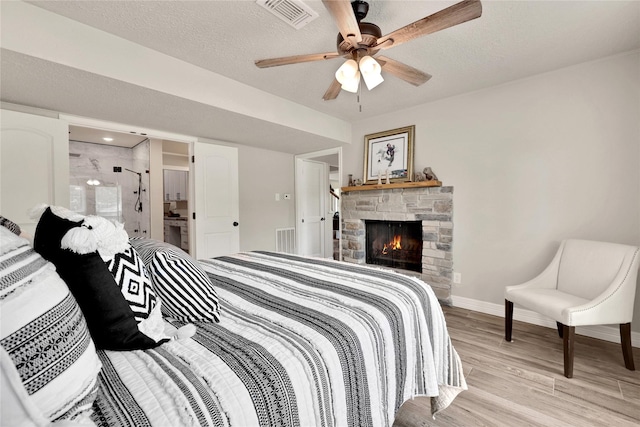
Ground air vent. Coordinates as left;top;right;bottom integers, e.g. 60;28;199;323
257;0;319;29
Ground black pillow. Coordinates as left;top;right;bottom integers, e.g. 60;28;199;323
33;208;80;263
34;207;161;350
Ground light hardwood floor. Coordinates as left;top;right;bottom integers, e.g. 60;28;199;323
393;306;640;427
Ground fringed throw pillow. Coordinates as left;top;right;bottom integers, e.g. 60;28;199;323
33;207;167;350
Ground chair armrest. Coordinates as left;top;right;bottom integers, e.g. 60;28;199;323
563;248;640;326
505;241;564;298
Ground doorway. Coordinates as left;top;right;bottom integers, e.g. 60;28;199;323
60;114;197;250
67;125;152;238
294;147;342;260
162;140;190;252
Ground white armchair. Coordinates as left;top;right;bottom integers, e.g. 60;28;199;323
504;239;639;378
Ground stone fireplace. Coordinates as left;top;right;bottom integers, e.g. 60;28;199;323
340;183;453;303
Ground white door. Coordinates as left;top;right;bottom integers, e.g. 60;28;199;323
193;142;239;259
0;109;69;235
295;159;328;258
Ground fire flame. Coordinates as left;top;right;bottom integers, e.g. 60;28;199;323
381;235;402;255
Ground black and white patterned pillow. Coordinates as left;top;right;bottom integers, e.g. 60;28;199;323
0;215;21;236
130;237;221;322
0;216;22;236
33;207;163;350
107;245;157;323
0;226;102;423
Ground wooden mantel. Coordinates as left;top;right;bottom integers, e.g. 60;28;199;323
341;180;442;192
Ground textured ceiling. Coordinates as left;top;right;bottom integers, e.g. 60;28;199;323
2;1;639;153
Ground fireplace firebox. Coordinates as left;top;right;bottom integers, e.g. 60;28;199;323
365;220;422;272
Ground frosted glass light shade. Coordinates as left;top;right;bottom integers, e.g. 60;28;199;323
335;59;359;85
341;71;360;93
359;56;380;75
362;71;383;90
359;56;384;90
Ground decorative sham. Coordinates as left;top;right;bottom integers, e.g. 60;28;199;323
130;237;221;323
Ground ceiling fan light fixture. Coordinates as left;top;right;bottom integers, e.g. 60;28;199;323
362;71;383;91
359;55;384;90
255;0;483;100
335;59;359;85
341;71;361;93
359;55;380;75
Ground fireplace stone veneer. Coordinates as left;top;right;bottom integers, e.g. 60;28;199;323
341;185;454;304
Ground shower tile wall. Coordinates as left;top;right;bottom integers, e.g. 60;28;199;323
69;141;150;237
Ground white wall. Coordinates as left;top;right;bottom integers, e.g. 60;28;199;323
343;51;640;331
238;145;296;252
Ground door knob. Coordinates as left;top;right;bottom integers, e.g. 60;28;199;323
233;221;239;227
321;217;325;221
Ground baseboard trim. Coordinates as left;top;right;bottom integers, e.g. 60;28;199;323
451;295;640;348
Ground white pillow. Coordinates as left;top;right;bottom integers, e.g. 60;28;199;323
0;227;102;424
1;347;48;426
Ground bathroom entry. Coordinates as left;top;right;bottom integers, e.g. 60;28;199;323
162;141;190;252
67;125;151;238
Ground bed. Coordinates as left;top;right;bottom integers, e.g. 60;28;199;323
91;251;466;426
0;209;466;427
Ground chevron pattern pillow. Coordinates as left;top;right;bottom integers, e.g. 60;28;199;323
130;237;221;323
107;245;157;323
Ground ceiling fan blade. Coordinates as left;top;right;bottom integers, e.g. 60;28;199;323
323;78;342;101
255;52;341;68
376;0;482;50
322;0;362;49
377;56;432;86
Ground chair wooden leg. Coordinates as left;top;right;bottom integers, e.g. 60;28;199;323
620;323;635;371
563;325;575;378
505;300;514;342
556;321;564;338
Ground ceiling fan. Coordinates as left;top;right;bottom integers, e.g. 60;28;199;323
255;0;482;100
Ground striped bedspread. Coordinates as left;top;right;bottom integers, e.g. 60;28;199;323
92;252;466;427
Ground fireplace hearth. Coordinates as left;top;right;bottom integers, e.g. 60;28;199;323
340;184;454;303
366;220;422;272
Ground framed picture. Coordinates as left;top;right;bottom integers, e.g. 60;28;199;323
363;125;415;184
